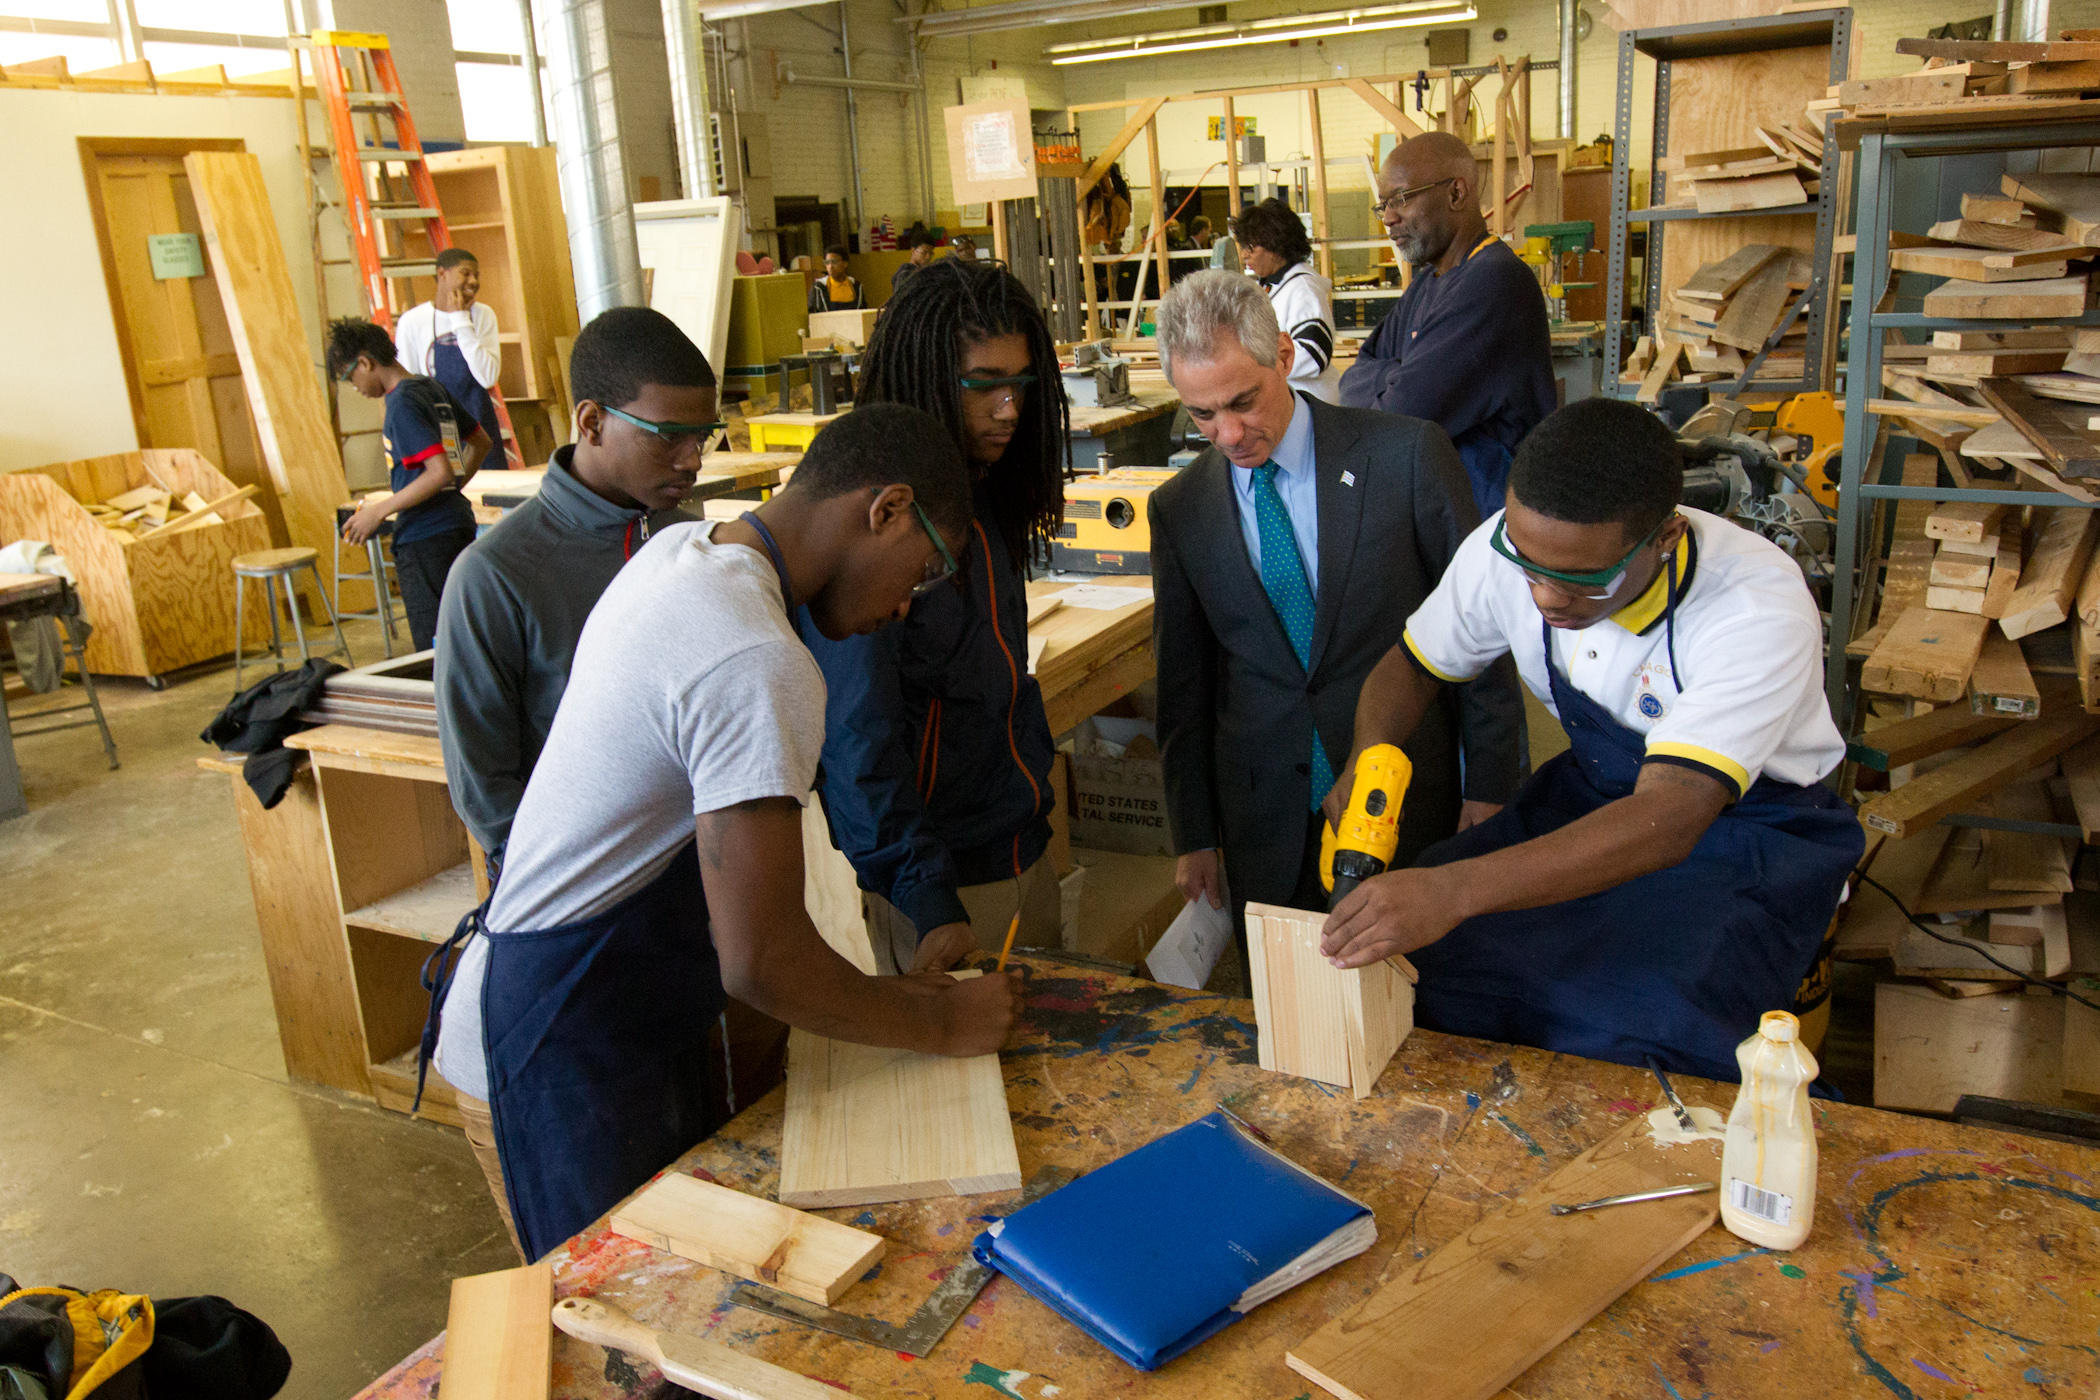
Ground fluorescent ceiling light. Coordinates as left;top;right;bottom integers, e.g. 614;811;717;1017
906;0;1202;39
1048;0;1473;63
700;0;835;19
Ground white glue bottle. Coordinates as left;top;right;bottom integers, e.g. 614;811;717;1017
1719;1010;1818;1250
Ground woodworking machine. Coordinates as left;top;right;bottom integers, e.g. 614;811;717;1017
1052;466;1179;574
1061;339;1135;409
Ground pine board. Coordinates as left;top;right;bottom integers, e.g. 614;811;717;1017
777;971;1021;1209
609;1172;885;1304
2001;171;2100;246
1676;243;1784;301
1970;630;2042;718
1710;257;1795;352
1976;378;2100;479
1873;980;2064;1113
1983;783;2071;891
1861;606;1990;701
1850;538;1936;657
1921;275;2091;319
1285;1115;1720;1400
1927;220;2088;254
442;1262;552;1400
1985;536;2024;618
1850;704;2017;771
1858;710;2100;837
2006;58;2100;94
2000;505;2100;639
1925;500;2005;543
184;152;345;611
1690;171;1805;213
802;799;875;974
1888;246;2070;282
1244;903;1413;1100
1926;349;2070;376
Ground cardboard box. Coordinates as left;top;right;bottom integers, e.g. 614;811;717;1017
1070;718;1169;857
808;308;881;347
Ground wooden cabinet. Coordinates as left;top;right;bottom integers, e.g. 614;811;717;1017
402;145;580;409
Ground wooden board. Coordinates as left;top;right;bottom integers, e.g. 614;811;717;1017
1690;171;1805;213
1839;71;1966;106
1984;536;2024;618
1861;606;1990;701
2000;505;2100;638
1244;903;1413;1101
802;799;875;975
2002;171;2100;246
1984;783;2071;891
1850;538;1936;657
609;1172;885;1305
1970;627;2041;718
1874;980;2064;1113
776;972;1021;1209
1850;704;2017;770
1889;246;2070;282
1896;37;2100;62
1977;377;2100;478
1927;348;2070;376
1676;244;1784;302
1285;1115;1720;1400
1964;192;2034;225
442;1262;552;1400
1635;339;1682;404
1926;585;1987;613
2006;58;2100;94
1920;275;2091;319
1858;710;2100;837
1931;326;2071;349
184;152;346;612
2068;980;2100;1101
1925;500;2004;543
2059;731;2100;840
1931;553;1993;588
1710;256;1795;352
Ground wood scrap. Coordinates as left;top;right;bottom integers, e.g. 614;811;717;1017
1889;246;2070;282
1861;606;1991;701
1926;501;2006;544
1963;192;2035;225
2001;506;2100;637
1691;171;1808;213
1984;536;2024;618
1866;398;2000;426
610;1173;885;1304
2001;171;2100;246
1635;340;1682;405
1246;903;1413;1099
1977;377;2100;478
1932;327;2071;350
1926;585;1988;613
1970;628;2043;717
1926;348;2070;376
1858;709;2100;836
1711;258;1795;353
2059;731;2100;840
1921;275;2091;319
1840;71;1967;107
1851;538;1937;657
1932;552;1994;587
1677;244;1784;302
1850;704;2017;770
2006;58;2100;93
1896;38;2100;62
442;1263;552;1400
1985;784;2072;890
1929;221;2084;255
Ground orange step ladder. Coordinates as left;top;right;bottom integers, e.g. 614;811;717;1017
307;29;520;465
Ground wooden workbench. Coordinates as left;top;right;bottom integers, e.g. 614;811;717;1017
459;454;796;525
203;582;1159;1119
353;958;2100;1399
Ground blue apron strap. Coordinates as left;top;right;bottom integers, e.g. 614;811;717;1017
739;510;796;614
413;898;488;1112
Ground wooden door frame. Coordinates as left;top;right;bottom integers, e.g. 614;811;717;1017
79;136;248;448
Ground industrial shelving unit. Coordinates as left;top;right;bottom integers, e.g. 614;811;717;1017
1828;116;2100;843
1603;9;1852;396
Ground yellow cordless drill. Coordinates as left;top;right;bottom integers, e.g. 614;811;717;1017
1320;744;1412;910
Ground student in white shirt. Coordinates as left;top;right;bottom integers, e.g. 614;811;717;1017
1320;398;1862;1084
1232;197;1340;403
395;248;507;462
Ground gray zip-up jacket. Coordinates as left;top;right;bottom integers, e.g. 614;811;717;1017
434;447;692;865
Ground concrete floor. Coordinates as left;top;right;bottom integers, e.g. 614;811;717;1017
0;620;516;1400
0;640;1883;1400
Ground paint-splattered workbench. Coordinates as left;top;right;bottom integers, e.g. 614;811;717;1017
356;957;2100;1399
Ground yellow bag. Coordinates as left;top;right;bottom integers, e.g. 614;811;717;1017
0;1286;153;1400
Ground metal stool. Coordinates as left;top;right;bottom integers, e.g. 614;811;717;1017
0;578;117;771
231;547;353;692
332;507;402;660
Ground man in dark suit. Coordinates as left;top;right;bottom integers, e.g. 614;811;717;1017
1148;271;1524;960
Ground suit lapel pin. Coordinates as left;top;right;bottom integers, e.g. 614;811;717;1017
1340;471;1356;487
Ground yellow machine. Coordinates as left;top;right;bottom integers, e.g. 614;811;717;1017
1319;743;1413;909
1052;467;1180;574
1774;391;1843;510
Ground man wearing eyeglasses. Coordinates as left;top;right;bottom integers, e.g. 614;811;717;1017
1340;131;1554;519
1320;399;1860;1083
435;308;716;879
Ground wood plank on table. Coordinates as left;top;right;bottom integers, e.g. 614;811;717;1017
1287;1114;1721;1400
442;1262;552;1400
0;572;63;604
610;1173;885;1305
286;723;447;779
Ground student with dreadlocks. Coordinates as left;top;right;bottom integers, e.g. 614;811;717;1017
797;257;1069;975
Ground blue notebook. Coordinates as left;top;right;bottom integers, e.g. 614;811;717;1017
970;1110;1375;1371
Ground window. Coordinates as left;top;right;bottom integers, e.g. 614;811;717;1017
455;59;537;142
132;0;288;37
144;39;296;77
0;32;119;67
448;0;523;56
0;0;108;20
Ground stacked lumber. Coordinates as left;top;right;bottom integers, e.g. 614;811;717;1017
1651;139;1820;214
82;484;261;540
1619;245;1813;396
1815;33;2100;134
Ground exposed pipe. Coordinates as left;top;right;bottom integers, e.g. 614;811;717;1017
782;66;921;92
1993;0;2012;40
2015;0;2050;43
1557;0;1577;141
840;2;866;246
518;0;547;147
663;0;718;196
544;0;646;318
908;14;934;226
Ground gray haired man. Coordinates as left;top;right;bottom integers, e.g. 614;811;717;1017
1147;270;1524;977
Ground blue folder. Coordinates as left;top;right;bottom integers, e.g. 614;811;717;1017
971;1109;1375;1371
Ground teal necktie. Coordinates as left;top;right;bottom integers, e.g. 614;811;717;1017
1252;462;1334;809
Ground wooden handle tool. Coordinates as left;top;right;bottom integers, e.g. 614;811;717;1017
551;1296;836;1400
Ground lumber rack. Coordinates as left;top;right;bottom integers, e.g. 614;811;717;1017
1603;9;1853;397
1829;116;2100;846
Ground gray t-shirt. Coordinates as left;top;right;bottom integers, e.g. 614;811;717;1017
435;520;826;1100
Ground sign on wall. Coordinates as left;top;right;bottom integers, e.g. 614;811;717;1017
147;232;204;279
944;97;1039;205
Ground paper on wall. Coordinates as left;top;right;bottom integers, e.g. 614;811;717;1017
1146;880;1234;990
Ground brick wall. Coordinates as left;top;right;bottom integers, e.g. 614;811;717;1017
319;0;465;145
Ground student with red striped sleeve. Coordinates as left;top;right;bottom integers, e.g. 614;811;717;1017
434;308;711;876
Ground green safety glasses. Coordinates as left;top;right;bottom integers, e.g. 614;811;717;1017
958;373;1037;395
911;499;959;596
604;404;725;451
1490;513;1672;601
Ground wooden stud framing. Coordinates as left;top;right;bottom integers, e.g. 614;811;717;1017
1307;87;1332;280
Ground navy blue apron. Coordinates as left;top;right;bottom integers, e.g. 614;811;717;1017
1406;613;1863;1084
1456;436;1513;521
473;513;795;1260
432;334;507;466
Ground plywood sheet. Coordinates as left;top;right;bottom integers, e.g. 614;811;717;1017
1245;903;1412;1100
636;196;744;385
1287;1114;1720;1400
1874;981;2064;1113
610;1172;884;1304
442;1262;552;1400
184;152;345;611
777;971;1020;1209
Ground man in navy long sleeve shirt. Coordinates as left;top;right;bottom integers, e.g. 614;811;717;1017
1341;132;1555;518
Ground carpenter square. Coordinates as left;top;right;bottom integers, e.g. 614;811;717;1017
728;1165;1076;1357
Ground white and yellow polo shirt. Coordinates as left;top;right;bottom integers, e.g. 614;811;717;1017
1402;506;1844;798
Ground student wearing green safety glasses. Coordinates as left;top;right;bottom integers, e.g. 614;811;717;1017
797;256;1072;979
1322;397;1860;1086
